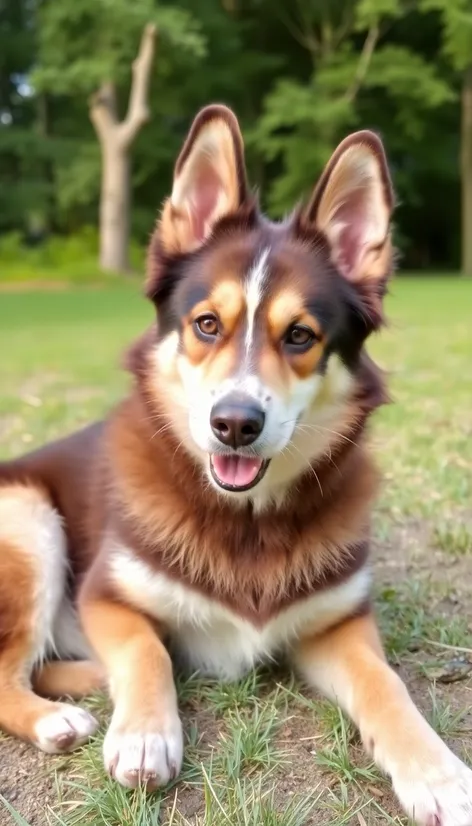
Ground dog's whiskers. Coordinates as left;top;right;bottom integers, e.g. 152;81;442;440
150;422;174;441
282;441;324;498
285;420;359;450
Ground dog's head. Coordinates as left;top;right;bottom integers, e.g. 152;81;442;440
144;105;394;506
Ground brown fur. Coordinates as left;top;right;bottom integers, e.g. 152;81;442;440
1;356;382;619
0;102;388;734
102;390;378;623
33;660;105;699
0;532;91;746
1;106;469;823
0;539;36;671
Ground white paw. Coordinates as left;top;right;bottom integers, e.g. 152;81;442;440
103;715;183;790
34;704;98;754
394;752;472;825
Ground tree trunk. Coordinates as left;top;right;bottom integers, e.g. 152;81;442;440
89;24;157;274
461;65;472;276
99;142;130;272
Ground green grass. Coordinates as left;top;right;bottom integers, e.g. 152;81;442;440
370;277;472;519
427;686;472;739
1;276;472;826
0;286;152;454
433;522;472;556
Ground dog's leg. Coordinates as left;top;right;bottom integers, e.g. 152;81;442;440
33;660;106;699
0;485;98;752
78;594;183;789
293;611;472;826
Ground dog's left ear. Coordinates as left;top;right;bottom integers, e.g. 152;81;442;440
157;104;248;256
300;131;394;286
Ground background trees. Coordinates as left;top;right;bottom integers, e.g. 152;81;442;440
420;0;472;274
0;0;470;273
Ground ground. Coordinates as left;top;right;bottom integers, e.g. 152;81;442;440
1;277;471;826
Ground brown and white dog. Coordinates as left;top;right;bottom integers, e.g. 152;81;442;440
0;105;471;824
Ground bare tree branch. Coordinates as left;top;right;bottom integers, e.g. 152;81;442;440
279;10;319;58
118;23;158;149
332;7;355;52
292;0;321;63
89;81;119;142
345;24;380;103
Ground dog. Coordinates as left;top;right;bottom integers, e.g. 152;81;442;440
1;105;471;825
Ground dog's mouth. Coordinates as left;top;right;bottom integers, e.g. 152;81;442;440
209;454;270;492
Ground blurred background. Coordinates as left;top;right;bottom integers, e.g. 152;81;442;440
1;0;472;283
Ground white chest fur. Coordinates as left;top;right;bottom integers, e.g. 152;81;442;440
110;550;371;681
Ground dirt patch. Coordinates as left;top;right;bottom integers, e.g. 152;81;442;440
0;738;67;825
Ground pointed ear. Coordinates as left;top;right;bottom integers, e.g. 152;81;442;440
301;131;394;284
158;104;248;255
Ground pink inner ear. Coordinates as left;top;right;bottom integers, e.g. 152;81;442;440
332;189;370;281
190;164;223;243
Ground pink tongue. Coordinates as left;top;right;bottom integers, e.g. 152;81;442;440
212;454;263;488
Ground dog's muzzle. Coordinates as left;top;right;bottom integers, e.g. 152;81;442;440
209;394;269;491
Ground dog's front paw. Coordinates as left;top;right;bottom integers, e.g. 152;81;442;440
393;750;472;826
103;713;183;790
34;704;98;754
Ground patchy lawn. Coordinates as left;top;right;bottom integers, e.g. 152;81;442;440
1;277;472;826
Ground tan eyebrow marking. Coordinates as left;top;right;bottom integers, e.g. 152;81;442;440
268;289;304;335
210;279;245;333
268;290;323;341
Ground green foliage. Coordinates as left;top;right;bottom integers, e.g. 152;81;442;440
362;45;454;138
0;0;468;270
421;0;472;70
355;0;406;28
253;70;355;213
0;229;145;283
252;1;455;216
55;144;101;214
33;0;205;94
365;45;453;110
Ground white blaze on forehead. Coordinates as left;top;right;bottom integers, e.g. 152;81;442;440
244;247;270;357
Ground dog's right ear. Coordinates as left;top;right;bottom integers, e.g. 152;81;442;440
155;105;248;257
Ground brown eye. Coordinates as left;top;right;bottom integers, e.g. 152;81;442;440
284;324;316;350
194;313;219;340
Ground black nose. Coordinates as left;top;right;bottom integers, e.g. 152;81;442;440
210;395;265;448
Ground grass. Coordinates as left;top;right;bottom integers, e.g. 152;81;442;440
433;522;472;556
1;276;472;825
0;286;152;455
371;278;472;520
427;686;472;739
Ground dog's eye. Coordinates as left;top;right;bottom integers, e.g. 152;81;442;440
194;313;219;339
284;324;316;349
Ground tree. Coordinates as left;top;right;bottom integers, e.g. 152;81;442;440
89;24;157;273
252;0;453;218
0;0;52;236
463;65;472;275
0;0;468;273
34;0;205;273
421;0;472;275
